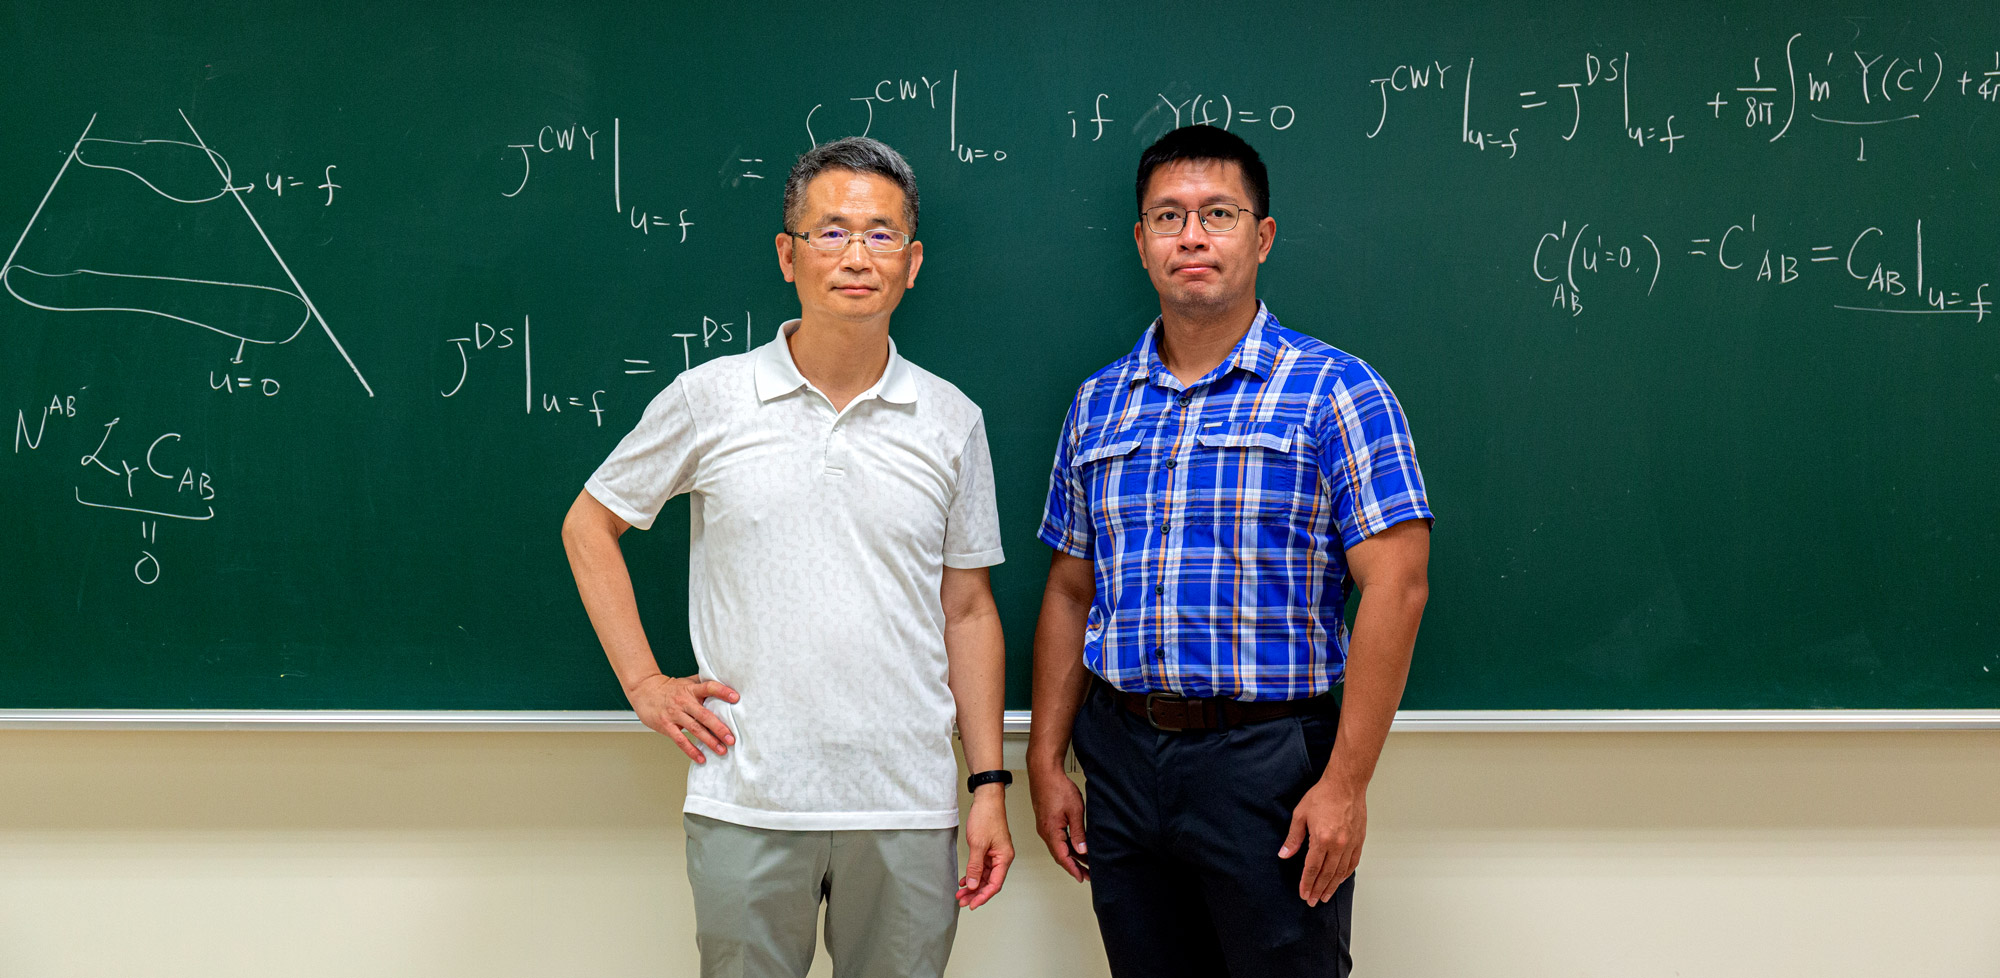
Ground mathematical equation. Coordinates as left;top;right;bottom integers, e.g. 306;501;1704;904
500;119;694;239
809;69;1008;163
257;165;340;205
1532;215;1992;322
437;310;761;425
14;389;218;585
1368;32;2000;161
494;67;1028;241
1053;85;1300;149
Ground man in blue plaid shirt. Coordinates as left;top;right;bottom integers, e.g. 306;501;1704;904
1027;125;1433;977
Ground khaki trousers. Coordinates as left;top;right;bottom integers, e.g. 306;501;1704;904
683;813;959;978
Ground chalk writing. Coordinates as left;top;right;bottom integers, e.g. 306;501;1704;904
1;112;371;394
1529;214;1992;322
501;117;692;241
1370;30;2000;161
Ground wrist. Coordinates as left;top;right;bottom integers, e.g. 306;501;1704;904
1319;754;1371;791
1025;743;1069;773
971;782;1008;802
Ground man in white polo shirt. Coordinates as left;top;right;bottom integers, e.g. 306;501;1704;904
561;137;1013;978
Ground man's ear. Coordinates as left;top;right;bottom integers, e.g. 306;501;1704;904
904;239;924;288
775;233;797;283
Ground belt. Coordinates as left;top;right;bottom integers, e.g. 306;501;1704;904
1106;681;1337;732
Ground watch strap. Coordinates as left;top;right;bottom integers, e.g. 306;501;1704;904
966;769;1013;792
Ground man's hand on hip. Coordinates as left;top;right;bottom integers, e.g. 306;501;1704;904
1278;774;1367;906
628;674;739;763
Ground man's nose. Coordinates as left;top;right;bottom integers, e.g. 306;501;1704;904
840;237;876;268
1177;221;1212;249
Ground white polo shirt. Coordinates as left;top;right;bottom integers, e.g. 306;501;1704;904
586;320;1004;831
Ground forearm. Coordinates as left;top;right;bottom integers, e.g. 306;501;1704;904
946;607;1007;774
561;517;664;694
948;592;1015;907
1324;581;1426;788
1027;589;1092;771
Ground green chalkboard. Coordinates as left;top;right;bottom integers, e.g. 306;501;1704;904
4;1;1998;712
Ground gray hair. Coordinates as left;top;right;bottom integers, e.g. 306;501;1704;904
781;137;919;235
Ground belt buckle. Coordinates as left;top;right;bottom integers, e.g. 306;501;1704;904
1143;692;1186;732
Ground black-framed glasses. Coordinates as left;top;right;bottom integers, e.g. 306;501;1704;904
1141;204;1264;235
784;226;914;253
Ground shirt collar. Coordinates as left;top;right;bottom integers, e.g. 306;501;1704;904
1125;300;1281;389
754;319;918;405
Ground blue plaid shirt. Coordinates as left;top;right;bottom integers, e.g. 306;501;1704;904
1038;303;1433;701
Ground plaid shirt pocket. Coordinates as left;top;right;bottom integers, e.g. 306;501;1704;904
1187;421;1319;527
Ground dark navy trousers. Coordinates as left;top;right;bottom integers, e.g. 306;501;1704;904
1071;681;1354;978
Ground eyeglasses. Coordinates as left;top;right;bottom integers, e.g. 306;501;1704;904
784;226;914;253
1141;204;1264;235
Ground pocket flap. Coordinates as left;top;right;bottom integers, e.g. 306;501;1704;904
1194;421;1303;454
1071;437;1142;466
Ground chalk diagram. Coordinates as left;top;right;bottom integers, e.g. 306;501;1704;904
1;110;373;395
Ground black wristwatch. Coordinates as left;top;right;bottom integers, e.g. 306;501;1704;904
966;769;1013;792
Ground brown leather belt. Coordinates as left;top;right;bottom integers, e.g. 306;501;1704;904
1106;682;1337;732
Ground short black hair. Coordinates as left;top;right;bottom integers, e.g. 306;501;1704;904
1134;125;1269;218
782;136;919;235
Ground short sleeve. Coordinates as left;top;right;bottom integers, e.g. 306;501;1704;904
943;415;1005;569
1035;393;1092;559
584;379;702;530
1313;364;1435;550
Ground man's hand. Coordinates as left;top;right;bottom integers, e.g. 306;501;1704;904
1029;757;1090;882
1273;518;1426;906
1278;775;1366;906
627;674;739;763
957;786;1014;909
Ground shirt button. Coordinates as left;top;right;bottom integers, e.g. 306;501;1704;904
1176;394;1191;406
1154;584;1165;595
1153;648;1166;659
1164;458;1177;470
1159;520;1170;532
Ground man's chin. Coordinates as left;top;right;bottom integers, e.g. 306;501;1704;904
1162;283;1236;310
813;295;900;321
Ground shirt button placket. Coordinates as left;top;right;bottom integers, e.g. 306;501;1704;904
1155;389;1192;684
824;412;849;475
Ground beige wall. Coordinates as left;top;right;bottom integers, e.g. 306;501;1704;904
2;729;1997;977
